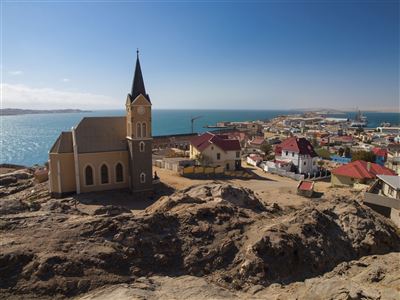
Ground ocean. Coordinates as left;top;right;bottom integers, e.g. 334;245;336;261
1;109;399;166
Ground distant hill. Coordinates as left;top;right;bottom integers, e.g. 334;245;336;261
1;108;91;116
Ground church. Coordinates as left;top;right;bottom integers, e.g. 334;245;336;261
48;51;153;198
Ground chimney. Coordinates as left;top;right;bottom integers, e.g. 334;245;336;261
367;162;371;172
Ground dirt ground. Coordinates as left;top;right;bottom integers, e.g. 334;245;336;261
153;165;358;209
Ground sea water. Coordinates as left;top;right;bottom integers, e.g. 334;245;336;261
1;109;399;166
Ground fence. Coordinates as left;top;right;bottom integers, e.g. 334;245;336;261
261;163;330;182
180;165;253;179
266;167;305;181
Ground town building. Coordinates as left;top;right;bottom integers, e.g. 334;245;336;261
246;153;263;166
152;133;197;150
365;175;400;227
331;160;395;187
247;136;265;152
372;147;388;166
48;51;153;197
386;144;400;175
274;137;319;174
190;132;241;170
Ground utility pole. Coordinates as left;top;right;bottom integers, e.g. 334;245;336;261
191;116;202;133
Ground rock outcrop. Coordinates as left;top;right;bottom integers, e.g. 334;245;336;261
76;252;400;300
0;182;399;299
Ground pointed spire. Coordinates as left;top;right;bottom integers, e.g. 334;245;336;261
130;49;150;102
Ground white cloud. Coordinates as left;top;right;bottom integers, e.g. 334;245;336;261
1;83;118;110
61;78;70;83
9;70;23;76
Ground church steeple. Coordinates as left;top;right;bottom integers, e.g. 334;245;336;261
131;49;150;102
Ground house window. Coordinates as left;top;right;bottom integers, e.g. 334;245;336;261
85;166;94;186
140;172;146;183
236;151;240;158
115;163;123;182
100;164;109;184
217;153;221;160
304;161;306;166
142;122;147;137
285;151;288;156
139;141;145;152
136;123;142;138
292;152;294;157
226;163;230;170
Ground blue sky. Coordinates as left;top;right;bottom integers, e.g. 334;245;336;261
2;1;399;111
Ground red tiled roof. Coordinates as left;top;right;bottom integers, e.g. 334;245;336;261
298;181;314;191
278;137;318;157
250;136;265;145
191;132;241;152
249;153;263;161
226;131;248;142
275;159;292;165
372;147;387;157
331;160;395;179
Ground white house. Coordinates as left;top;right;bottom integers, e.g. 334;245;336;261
275;137;319;174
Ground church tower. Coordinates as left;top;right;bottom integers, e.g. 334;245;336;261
126;50;153;193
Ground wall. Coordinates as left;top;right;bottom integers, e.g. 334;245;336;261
365;192;400;227
331;174;356;187
49;153;76;195
126;94;152;139
181;165;249;178
390;208;400;227
382;182;400;199
78;151;130;193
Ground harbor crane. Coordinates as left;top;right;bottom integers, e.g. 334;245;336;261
191;116;203;133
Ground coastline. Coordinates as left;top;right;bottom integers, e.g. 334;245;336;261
1;108;91;116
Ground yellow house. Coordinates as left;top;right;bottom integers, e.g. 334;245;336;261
49;51;153;198
190;132;241;170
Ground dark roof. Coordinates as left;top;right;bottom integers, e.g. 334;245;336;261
50;131;73;153
75;117;127;153
130;50;150;102
278;137;318;157
191;132;241;152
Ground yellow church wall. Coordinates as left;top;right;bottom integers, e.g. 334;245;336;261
49;153;76;195
78;151;130;193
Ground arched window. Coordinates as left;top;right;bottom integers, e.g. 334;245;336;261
139;141;145;152
100;164;109;184
115;163;123;182
142;122;147;137
140;172;146;183
85;166;94;186
136;123;142;138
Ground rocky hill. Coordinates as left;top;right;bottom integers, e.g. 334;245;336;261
0;172;399;299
